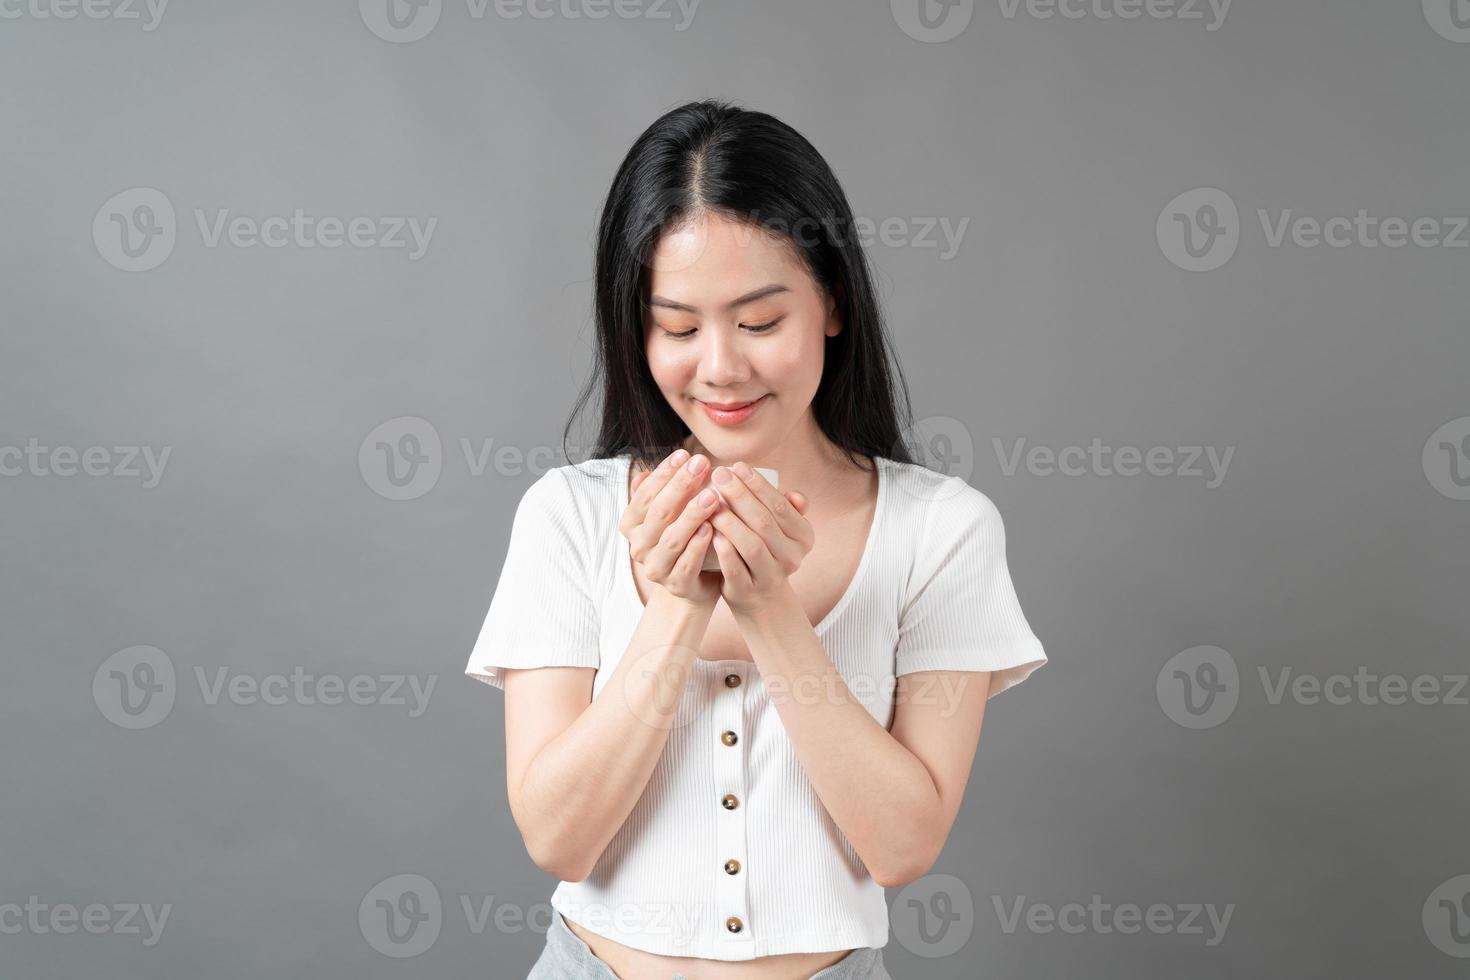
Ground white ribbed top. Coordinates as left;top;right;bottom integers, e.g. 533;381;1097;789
465;453;1047;961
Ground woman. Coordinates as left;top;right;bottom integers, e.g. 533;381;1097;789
465;99;1048;979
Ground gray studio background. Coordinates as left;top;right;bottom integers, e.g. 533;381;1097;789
3;1;1468;977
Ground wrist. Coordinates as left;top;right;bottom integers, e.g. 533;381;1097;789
729;581;802;630
651;585;717;622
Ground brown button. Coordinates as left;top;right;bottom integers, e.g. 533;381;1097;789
721;794;739;810
721;730;738;746
724;674;741;688
724;859;741;875
725;916;744;933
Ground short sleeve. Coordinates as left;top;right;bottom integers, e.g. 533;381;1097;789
464;467;602;691
895;482;1048;698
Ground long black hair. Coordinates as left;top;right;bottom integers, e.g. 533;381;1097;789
562;98;919;474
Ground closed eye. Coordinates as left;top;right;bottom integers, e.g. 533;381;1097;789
663;318;783;340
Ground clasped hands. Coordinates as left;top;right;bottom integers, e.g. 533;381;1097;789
620;449;814;616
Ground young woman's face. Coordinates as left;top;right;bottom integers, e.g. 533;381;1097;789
643;211;841;458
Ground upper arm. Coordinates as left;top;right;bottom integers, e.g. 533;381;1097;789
894;483;1047;697
464;468;603;690
501;666;595;822
462;466;605;838
886;483;1049;858
889;670;993;847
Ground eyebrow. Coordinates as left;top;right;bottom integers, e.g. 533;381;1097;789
648;284;790;314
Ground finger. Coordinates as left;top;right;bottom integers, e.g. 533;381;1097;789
709;505;776;579
645;485;723;580
787;491;808;514
722;465;811;547
672;521;714;581
710;528;750;585
648;453;714;528
630;454;714;562
624;450;687;529
712;466;810;573
624;450;695;532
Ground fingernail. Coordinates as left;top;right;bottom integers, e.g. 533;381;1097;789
697;489;717;507
713;466;734;485
732;461;754;481
686;454;707;474
669;449;689;467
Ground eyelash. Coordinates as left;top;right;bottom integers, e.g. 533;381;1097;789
664;319;782;340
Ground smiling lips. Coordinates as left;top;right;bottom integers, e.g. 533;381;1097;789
699;394;768;426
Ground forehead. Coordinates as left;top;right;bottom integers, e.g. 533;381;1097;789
647;211;811;302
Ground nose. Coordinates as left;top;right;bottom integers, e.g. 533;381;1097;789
696;325;750;388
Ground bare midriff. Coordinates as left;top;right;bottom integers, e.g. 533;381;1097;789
563;914;856;979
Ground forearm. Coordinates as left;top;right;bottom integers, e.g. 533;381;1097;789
733;590;944;887
516;588;712;880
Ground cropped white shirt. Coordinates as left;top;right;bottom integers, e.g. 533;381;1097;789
464;453;1047;961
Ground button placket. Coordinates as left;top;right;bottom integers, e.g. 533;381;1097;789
714;663;753;950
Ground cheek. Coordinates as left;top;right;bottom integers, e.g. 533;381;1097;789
762;329;825;386
645;342;695;392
